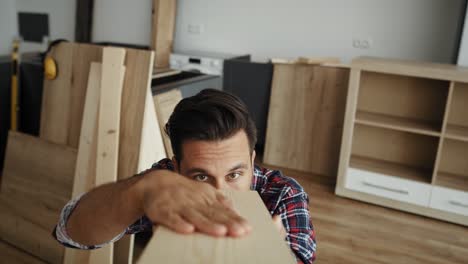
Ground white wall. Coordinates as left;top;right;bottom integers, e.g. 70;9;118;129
0;0;76;54
16;0;76;52
92;0;152;46
0;0;18;55
174;0;464;63
458;5;468;66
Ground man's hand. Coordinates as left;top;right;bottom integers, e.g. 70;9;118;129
138;169;252;238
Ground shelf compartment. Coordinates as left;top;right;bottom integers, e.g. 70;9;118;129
445;124;468;142
436;139;468;192
351;124;438;183
350;155;433;183
357;71;449;132
355;110;441;136
446;82;468;142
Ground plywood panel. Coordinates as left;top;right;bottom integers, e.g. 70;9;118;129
0;131;77;264
263;64;349;179
153;88;183;158
136;191;295;264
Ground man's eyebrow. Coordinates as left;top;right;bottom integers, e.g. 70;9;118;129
186;168;210;175
228;163;248;172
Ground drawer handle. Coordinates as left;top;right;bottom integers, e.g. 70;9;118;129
448;200;468;208
362;181;409;195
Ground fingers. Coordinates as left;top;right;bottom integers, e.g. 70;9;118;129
182;209;228;237
206;203;252;237
160;213;195;234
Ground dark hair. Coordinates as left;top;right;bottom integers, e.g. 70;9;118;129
165;89;257;162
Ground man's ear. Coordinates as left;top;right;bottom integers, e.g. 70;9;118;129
251;150;256;167
172;156;179;172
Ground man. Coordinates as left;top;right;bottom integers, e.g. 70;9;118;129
54;89;316;263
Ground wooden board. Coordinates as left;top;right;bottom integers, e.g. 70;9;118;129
89;47;126;264
40;42;74;145
63;62;101;264
40;43;102;148
38;43;155;263
153;88;183;158
0;131;77;264
151;0;177;69
114;48;155;264
138;87;167;171
263;64;349;180
136;191;296;264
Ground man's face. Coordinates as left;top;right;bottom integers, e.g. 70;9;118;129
174;130;255;191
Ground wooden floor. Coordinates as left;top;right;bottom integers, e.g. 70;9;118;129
280;166;468;264
2;166;468;263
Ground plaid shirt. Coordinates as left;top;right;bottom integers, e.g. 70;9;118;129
54;159;317;263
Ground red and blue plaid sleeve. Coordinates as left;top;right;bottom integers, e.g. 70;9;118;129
255;168;317;263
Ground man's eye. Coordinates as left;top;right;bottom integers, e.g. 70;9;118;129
194;175;209;182
227;172;241;181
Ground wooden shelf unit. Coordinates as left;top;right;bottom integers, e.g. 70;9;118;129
336;57;468;226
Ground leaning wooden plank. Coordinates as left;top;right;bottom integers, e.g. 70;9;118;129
63;62;102;264
40;43;102;148
263;63;349;182
151;0;177;68
0;131;77;264
136;191;296;264
114;49;155;264
40;42;74;145
88;47;126;264
153;88;183;158
137;86;167;171
68;44;103;148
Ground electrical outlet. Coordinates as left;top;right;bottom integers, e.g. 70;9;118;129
353;37;373;49
188;24;204;34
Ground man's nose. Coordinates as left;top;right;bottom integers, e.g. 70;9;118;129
214;179;226;190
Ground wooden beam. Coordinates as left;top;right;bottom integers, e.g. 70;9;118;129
151;0;177;69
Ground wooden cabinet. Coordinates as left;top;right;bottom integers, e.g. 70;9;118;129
336;57;468;226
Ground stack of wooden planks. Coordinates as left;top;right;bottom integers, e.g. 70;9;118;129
0;42;167;264
263;58;350;183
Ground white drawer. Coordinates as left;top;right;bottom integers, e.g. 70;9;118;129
430;186;468;217
346;167;432;207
